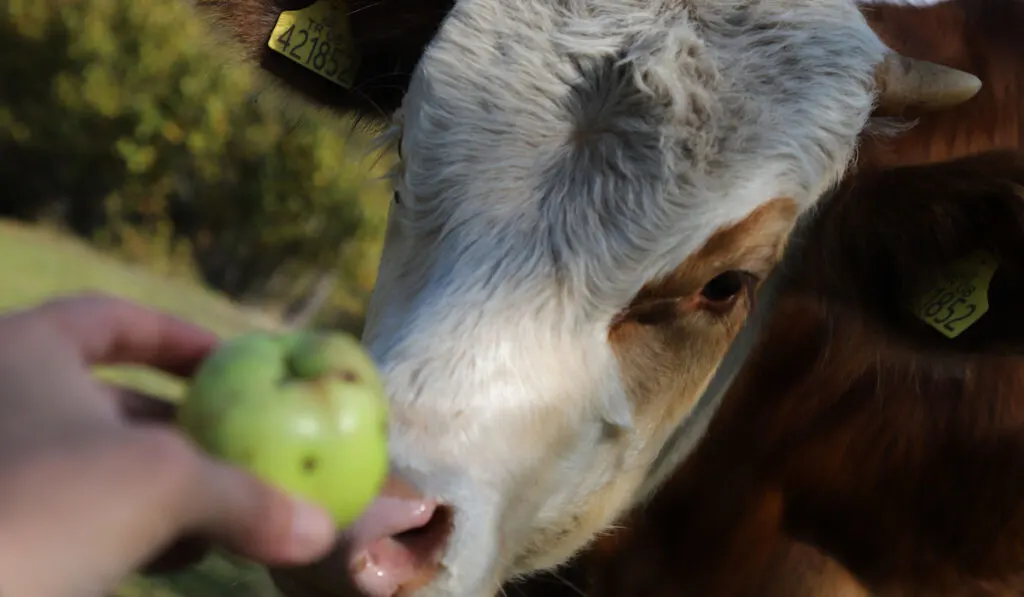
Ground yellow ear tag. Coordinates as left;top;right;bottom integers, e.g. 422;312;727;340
912;250;999;339
267;0;358;89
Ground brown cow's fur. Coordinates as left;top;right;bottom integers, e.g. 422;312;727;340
856;0;1024;170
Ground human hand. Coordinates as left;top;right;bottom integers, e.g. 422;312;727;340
0;294;338;597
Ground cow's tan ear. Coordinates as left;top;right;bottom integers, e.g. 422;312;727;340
872;51;981;116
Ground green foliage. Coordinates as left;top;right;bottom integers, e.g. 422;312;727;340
114;552;280;597
0;0;393;322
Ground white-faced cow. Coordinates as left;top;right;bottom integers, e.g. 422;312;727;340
191;1;981;596
503;0;1024;595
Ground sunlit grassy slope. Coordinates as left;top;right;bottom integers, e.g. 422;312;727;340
0;219;274;334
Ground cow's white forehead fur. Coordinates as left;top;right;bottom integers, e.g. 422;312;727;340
362;0;888;594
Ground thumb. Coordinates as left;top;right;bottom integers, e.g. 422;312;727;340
184;448;339;566
114;388;339;570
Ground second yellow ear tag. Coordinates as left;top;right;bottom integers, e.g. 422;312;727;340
912;250;999;339
267;0;358;89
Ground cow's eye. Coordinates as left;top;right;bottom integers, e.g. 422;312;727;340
699;270;757;313
393;190;402;205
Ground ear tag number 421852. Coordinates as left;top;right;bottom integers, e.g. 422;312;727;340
267;0;358;89
912;251;999;339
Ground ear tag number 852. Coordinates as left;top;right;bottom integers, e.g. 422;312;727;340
912;251;998;339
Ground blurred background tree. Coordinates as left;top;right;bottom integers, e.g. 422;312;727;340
1;0;394;336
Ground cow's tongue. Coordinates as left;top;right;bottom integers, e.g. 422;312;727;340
342;493;436;554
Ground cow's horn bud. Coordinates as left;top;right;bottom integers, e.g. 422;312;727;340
874;51;982;114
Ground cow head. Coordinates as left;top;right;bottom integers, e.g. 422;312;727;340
193;0;981;595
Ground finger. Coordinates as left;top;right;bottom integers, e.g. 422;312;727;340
111;388;332;573
139;535;211;576
94;427;336;577
36;293;220;377
110;392;334;570
112;389;205;575
186;455;338;566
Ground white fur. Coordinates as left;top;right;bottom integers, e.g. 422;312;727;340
858;0;946;6
361;0;890;595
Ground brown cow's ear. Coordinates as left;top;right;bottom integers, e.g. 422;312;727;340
196;0;454;118
790;150;1024;356
944;256;1024;353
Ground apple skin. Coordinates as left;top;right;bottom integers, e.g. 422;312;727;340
178;330;389;528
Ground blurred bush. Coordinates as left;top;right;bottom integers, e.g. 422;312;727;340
0;0;395;331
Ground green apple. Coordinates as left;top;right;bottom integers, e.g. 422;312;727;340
178;330;390;528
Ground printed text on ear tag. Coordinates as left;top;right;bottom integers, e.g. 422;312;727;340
267;0;358;89
912;250;998;339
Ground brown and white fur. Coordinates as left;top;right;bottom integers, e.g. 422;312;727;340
185;1;979;595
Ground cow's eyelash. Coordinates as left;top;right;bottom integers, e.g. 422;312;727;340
394;135;404;205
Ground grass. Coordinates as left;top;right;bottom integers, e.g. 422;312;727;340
0;218;280;400
0;217;282;597
0;219;275;334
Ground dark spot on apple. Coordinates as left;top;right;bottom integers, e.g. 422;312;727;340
302;455;319;473
340;370;359;383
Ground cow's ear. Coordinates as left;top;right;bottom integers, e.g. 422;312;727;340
196;0;454;119
791;150;1024;356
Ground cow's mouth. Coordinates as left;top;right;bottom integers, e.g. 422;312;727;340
321;472;457;597
270;488;455;597
347;503;455;596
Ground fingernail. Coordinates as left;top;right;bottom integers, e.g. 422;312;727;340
289;498;336;558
